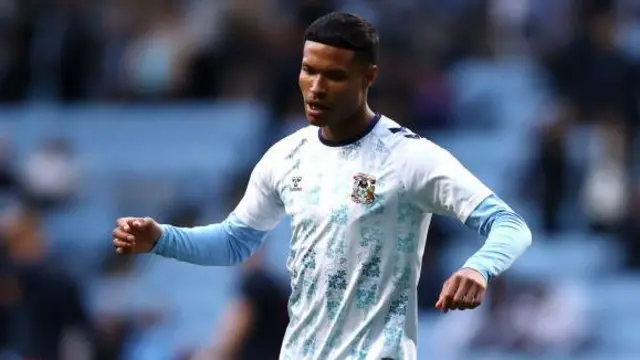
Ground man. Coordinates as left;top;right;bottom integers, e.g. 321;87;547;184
112;12;532;360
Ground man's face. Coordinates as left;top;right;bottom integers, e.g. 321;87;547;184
299;41;376;127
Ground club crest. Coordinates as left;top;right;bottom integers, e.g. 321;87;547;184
351;173;376;204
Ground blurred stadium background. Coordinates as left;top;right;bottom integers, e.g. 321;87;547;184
0;0;639;359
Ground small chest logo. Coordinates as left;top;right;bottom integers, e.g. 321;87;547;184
291;176;302;191
351;173;376;204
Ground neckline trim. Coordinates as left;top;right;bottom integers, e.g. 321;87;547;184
318;113;382;147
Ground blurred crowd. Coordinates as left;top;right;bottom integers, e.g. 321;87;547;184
0;0;639;359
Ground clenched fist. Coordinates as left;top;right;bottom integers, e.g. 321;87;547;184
436;268;487;313
112;217;163;254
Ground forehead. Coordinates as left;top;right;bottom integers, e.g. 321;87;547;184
302;41;355;69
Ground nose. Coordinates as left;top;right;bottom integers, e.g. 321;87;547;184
309;76;327;97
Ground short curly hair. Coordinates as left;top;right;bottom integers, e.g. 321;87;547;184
303;12;379;66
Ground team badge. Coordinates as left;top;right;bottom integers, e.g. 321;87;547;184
351;173;376;204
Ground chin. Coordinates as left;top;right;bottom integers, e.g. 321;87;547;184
305;114;328;127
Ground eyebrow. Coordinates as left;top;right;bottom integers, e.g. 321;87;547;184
301;62;349;73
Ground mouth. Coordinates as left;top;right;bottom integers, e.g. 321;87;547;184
306;101;330;116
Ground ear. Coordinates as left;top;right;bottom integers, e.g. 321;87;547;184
363;65;378;88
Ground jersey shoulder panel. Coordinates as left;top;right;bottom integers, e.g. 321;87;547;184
372;115;439;155
371;115;454;183
264;125;316;163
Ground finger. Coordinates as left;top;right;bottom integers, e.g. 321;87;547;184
116;246;132;255
116;217;137;232
453;278;473;310
459;285;478;310
435;280;448;309
469;287;486;309
463;284;482;309
112;228;135;242
116;218;130;232
113;239;133;249
439;276;461;312
132;217;152;230
435;280;450;310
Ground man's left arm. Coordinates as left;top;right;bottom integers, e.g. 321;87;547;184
462;195;531;281
403;139;532;310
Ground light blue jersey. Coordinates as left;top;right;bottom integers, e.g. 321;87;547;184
153;114;532;360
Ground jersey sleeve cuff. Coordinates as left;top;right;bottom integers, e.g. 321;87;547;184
461;263;490;282
151;224;172;255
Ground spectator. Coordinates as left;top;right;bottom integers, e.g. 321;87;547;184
417;217;449;313
0;0;34;102
0;139;17;193
621;187;640;269
508;280;593;354
208;248;289;360
0;202;94;359
20;138;81;211
534;0;638;232
122;0;195;100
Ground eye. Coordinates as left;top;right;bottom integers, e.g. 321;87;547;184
301;65;316;75
324;70;348;82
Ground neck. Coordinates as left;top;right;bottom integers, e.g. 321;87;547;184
321;105;376;143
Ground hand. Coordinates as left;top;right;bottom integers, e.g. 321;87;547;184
436;268;487;313
112;217;162;254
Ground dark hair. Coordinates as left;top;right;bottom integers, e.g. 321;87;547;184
303;12;379;66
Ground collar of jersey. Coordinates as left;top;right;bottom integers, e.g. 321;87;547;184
318;113;382;147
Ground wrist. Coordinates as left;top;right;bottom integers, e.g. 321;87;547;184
460;265;490;282
151;224;170;254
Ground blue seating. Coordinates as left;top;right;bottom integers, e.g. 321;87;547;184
1;101;268;171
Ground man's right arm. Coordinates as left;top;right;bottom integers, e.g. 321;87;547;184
151;149;286;266
151;214;268;266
